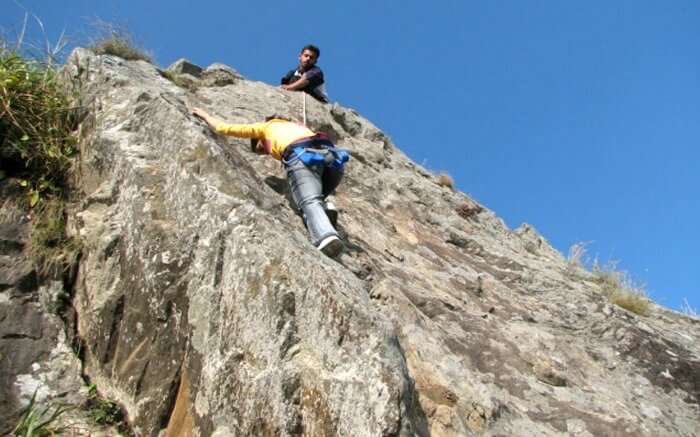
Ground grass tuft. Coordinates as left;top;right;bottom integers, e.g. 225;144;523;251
0;36;82;274
593;261;650;316
608;289;651;316
88;22;151;62
567;241;590;267
84;383;129;431
12;390;73;437
680;298;698;319
28;198;82;275
0;46;78;203
436;173;454;189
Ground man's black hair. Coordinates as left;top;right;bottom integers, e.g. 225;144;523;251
301;44;320;58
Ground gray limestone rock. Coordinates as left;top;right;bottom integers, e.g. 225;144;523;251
0;195;87;435
201;63;243;87
167;58;203;78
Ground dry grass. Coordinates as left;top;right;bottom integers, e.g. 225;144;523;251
0;198;24;224
608;289;651;316
593;261;650;316
436;173;454;189
681;299;699;319
28;199;82;275
567;241;591;267
89;21;151;62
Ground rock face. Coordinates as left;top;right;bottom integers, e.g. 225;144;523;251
0;186;87;435
3;48;699;436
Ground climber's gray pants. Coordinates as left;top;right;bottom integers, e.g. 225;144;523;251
285;158;343;246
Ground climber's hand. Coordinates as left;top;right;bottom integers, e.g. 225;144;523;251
191;107;207;120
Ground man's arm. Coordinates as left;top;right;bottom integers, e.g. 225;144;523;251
280;70;295;85
281;77;310;91
191;107;265;138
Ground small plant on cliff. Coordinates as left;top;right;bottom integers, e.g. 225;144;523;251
680;298;699;319
89;21;152;62
11;390;72;437
85;383;127;429
28;198;82;275
567;241;590;267
436;172;454;189
0;45;78;205
593;260;651;316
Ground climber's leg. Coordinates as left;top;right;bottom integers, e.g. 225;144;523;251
286;159;339;247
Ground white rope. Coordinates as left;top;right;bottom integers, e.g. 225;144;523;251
302;91;307;126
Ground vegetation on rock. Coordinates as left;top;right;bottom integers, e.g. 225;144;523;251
0;41;82;274
436;172;454;189
11;391;72;437
89;23;152;62
567;242;651;316
594;262;651;316
84;383;132;435
28;198;81;275
0;43;77;204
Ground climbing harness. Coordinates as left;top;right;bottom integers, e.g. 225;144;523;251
282;134;349;169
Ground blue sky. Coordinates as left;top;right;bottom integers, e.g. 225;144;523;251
3;1;698;312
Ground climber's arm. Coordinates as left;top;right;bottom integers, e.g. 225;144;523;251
192;107;266;139
191;107;224;128
214;122;266;138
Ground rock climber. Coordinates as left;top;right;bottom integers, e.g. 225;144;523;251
191;108;348;257
280;44;329;103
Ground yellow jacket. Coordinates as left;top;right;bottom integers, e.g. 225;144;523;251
215;119;315;160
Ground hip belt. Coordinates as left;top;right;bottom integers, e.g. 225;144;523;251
282;136;350;169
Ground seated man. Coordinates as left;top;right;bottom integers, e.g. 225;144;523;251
191;107;348;257
281;44;329;103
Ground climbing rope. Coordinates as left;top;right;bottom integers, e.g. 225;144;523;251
302;91;307;126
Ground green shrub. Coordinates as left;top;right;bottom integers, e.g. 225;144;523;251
85;384;125;428
0;48;77;203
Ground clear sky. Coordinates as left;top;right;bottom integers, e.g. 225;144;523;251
3;1;698;312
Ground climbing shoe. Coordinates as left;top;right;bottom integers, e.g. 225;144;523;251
318;235;343;257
